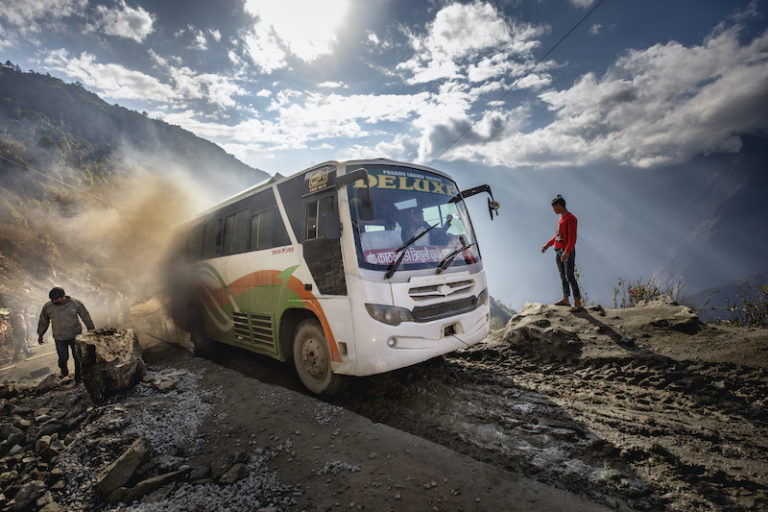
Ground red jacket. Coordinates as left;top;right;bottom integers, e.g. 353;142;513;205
546;212;577;254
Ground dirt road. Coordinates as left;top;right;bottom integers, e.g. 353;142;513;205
3;299;765;511
325;301;768;512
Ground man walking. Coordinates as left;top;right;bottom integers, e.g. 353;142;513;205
541;195;584;312
37;287;95;383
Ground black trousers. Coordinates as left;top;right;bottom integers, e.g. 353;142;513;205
555;249;581;300
55;338;80;380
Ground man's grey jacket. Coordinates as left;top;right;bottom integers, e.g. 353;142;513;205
37;297;95;341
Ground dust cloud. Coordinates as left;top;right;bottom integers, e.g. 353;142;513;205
0;151;220;331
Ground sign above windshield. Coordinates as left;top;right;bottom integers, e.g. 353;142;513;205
353;168;457;197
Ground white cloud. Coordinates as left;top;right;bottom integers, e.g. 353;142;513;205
192;30;208;50
242;29;288;73
568;0;595;7
227;50;242;66
209;29;222;42
0;0;86;37
397;2;548;85
43;49;245;110
433;25;768;169
153;88;434;163
44;49;176;101
317;81;348;89
241;0;351;72
89;0;155;43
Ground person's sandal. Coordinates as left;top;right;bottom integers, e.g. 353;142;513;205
570;305;584;313
554;299;570;306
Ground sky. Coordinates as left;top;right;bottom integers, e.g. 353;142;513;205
1;0;767;310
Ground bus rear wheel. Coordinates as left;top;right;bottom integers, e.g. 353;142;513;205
190;308;213;357
293;319;344;395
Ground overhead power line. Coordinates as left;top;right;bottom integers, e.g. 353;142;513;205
429;0;609;166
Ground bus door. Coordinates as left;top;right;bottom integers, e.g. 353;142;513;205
302;190;347;296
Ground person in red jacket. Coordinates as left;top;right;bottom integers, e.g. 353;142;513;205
541;195;584;312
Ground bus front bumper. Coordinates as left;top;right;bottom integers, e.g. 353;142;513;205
342;302;490;377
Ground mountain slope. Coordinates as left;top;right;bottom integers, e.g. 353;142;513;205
0;65;267;198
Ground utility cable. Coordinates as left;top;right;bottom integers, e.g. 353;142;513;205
429;0;608;166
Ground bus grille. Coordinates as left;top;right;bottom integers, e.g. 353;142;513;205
233;312;274;348
409;279;474;301
412;295;478;323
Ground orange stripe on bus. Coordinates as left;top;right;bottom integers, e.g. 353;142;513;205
205;270;342;363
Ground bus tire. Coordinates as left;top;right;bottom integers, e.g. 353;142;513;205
190;308;213;357
293;319;344;395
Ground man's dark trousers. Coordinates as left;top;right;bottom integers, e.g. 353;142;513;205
55;338;80;382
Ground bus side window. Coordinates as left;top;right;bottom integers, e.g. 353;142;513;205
257;210;274;249
203;218;224;258
305;196;335;240
224;210;249;255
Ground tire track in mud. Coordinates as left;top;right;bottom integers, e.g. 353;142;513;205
331;346;768;512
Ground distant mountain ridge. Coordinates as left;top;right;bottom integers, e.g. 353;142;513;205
0;63;268;198
687;269;768;323
490;296;516;330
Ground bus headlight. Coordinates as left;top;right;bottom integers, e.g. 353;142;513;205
477;288;489;306
365;304;414;326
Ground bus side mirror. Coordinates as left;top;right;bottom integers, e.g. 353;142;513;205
449;184;500;221
321;213;341;239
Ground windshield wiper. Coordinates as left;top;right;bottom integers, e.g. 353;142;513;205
436;243;476;274
384;223;439;279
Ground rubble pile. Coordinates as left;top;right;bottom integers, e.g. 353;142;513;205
0;368;298;511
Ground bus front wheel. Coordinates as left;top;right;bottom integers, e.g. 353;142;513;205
293;319;344;395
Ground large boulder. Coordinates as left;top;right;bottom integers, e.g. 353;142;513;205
501;303;585;363
74;328;146;404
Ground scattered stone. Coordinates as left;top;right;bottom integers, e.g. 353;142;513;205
219;463;248;484
152;377;179;392
35;374;59;394
39;501;66;512
123;470;187;503
620;336;636;347
13;480;46;511
95;435;151;497
141;483;176;504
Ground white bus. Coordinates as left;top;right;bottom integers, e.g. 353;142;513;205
170;159;500;394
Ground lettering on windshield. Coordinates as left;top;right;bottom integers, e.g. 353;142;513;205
353;170;455;196
365;245;476;266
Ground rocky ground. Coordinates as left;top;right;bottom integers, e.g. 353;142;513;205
1;297;766;511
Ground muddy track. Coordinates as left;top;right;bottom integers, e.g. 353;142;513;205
327;342;768;512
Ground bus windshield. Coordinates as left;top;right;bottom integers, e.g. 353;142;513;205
348;164;481;274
